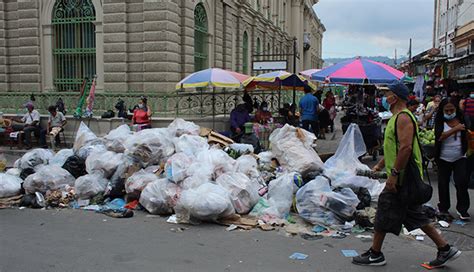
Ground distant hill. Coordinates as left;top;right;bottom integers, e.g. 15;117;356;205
323;56;408;67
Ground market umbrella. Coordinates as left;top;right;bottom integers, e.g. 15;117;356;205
176;68;251;89
175;68;251;128
311;57;404;85
299;69;321;79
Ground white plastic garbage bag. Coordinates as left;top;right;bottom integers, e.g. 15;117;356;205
250;172;299;219
125;169;159;194
76;140;107;160
322;188;360;220
269;124;324;177
85;151;123;178
139;178;181;215
180;174;211;190
229;143;254;154
175;183;235;222
0;173;23;198
216;173;260;214
18;148;54;170
74;173;108;199
106;155;142;198
73;122;98;152
5;168;21;177
124;128;175;166
23;165;75;194
234;155;259;179
104;124;133;153
332;176;385;202
49;149;74;166
165;152;194;183
187;148;235;180
325;123;369;177
173;134;209;156
167;118;200;137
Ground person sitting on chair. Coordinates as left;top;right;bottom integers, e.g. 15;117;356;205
12;102;42;149
41;105;67;149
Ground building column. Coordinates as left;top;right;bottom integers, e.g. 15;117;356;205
0;1;6;92
42;24;54;91
94;21;104;92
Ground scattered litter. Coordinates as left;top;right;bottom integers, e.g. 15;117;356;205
167;214;178;224
355;234;372;240
170;227;186;233
416;236;425;241
300;233;323;240
226;224;238;231
81;205;100;211
19;206;26;210
438;221;450;228
421;262;442;270
453;220;466;226
77;199;90;207
312;225;327;233
289;252;308;260
341;250;358;257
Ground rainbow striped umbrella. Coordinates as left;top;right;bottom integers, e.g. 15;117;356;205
176;68;251;89
311;58;404;84
246;71;316;91
299;69;321;79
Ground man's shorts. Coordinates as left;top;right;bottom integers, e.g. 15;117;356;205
374;190;432;235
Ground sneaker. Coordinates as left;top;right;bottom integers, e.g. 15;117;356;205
457;211;471;221
427;246;461;268
437;211;454;222
352;249;386;266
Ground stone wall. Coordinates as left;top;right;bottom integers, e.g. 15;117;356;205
0;0;324;94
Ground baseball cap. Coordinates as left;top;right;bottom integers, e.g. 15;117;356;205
387;82;409;101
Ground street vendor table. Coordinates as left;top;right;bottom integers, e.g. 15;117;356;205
253;123;282;150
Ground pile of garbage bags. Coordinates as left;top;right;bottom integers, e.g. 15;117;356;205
0;119;386;232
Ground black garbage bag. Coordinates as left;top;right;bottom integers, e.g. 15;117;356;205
20;168;35;180
240;133;262;154
352;187;371;210
62;155;87;178
105;156;142;199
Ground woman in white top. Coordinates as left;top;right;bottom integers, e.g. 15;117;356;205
434;98;470;220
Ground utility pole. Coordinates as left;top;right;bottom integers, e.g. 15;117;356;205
292;37;297;105
408;38;412;62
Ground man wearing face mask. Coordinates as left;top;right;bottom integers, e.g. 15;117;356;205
353;82;461;267
254;101;272;124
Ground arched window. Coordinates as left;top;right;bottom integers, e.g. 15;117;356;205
194;3;208;71
52;0;96;92
242;32;249;74
256;38;261;60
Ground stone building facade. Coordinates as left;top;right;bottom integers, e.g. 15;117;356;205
0;0;324;93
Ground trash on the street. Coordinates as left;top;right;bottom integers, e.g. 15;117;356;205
125;169;159;194
74;173;108;199
103;124;133;153
49;149;74;166
18;148;54;170
23;165;75;194
289;252;308;260
216;172;260;214
0;173;23;198
341;250;358;257
438;221;450;228
139;178;180;215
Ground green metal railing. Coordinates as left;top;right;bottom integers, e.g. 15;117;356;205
0;90;304;118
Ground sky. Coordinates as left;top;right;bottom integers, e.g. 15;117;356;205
313;0;434;59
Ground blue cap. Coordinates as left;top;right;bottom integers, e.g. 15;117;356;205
387;82;409;101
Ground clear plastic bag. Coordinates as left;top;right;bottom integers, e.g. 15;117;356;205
107;155;142;199
0;173;23;198
173;134;209;157
234;155;259;179
269;125;324;178
215;172;260;214
180;174;211;190
229;143;254;154
18;148;55;170
124;128;175;166
76;139;107;160
187;148;235;180
104;124;133;153
175;183;235;223
125;169;159;194
250;172;298;219
49;149;74;166
139;178;181;215
23;165;75;194
167;118;200;137
321;188;360;221
74;173;108;199
165;152;194;183
85;151;124;178
296;176;342;227
332;176;385;202
73;122;98;152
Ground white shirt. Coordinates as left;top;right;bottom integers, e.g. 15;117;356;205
440;122;464;162
21;110;40;125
